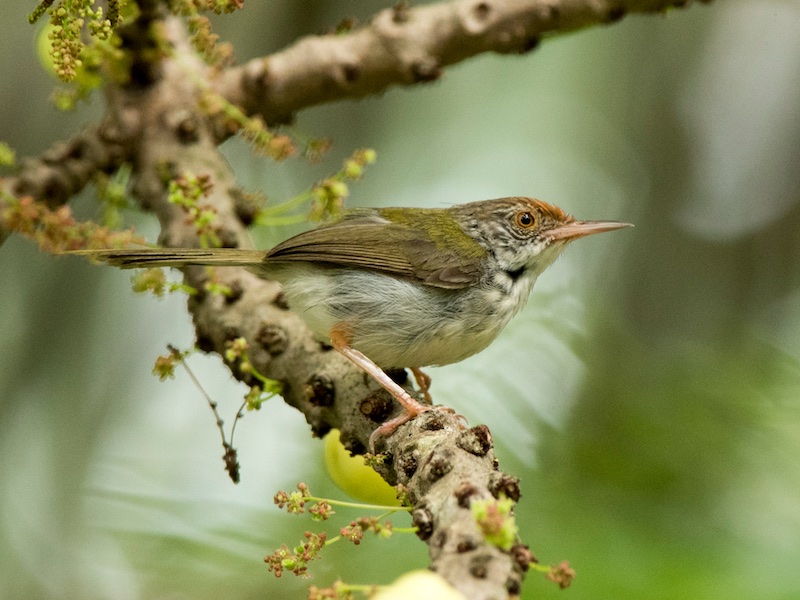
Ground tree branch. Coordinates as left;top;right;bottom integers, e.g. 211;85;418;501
214;0;710;125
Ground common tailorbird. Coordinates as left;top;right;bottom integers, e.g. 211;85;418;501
74;196;632;448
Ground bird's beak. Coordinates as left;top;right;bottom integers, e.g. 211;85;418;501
547;220;633;242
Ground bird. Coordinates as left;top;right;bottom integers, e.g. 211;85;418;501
72;196;632;448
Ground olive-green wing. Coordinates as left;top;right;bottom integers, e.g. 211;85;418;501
266;214;486;289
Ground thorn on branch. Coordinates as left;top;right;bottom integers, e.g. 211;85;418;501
456;538;478;553
520;36;540;53
488;472;521;502
255;323;288;356
310;420;332;439
511;543;534;572
410;59;442;83
230;188;263;226
411;507;434;541
469;554;490;579
427;453;454;481
359;393;393;422
224;279;244;304
341;63;360;83
272;290;290;310
304;374;335;407
175;113;201;144
453;482;480;509
606;6;627;22
195;332;215;353
472;2;491;21
392;1;411;23
456;424;493;457
396;451;418;478
504;574;522;596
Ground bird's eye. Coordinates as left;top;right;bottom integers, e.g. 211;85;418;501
516;211;536;228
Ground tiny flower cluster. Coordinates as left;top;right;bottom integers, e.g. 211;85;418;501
167;173;222;247
274;483;334;520
152;352;179;382
29;0;122;83
131;268;198;298
224;336;249;364
151;346;194;382
252;148;376;227
268;482;415;598
307;581;359;600
187;14;234;67
269;482;413;586
95;164;133;229
44;8;82;80
241;115;297;161
546;561;576;589
340;517;394;545
171;0;244;16
225;337;283;403
303;137;334;163
1;194;143;253
0;142;16;167
530;559;576;590
342;148;377;180
264;531;327;578
308;148;377;222
471;496;517;551
244;385;266;411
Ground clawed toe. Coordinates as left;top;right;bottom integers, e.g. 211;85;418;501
428;404;467;427
369;412;416;453
368;404;467;452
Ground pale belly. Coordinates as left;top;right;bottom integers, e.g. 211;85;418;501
267;264;536;368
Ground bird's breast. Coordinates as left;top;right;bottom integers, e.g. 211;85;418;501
269;264;538;369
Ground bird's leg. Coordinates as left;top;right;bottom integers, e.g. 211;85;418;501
410;367;432;403
329;327;428;414
330;326;432;451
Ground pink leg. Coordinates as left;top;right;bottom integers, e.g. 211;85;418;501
330;326;431;451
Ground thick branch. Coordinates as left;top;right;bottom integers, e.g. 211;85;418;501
215;0;709;124
9;124;128;206
0;123;132;243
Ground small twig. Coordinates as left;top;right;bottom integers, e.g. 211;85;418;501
228;397;248;450
168;344;242;483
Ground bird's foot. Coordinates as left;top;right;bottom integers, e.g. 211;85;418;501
368;404;467;453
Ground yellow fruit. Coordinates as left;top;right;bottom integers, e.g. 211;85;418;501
323;429;400;506
371;570;466;600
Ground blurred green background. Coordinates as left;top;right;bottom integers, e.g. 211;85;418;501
2;1;800;598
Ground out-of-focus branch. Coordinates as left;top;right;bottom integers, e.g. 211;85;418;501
10;124;128;206
214;0;710;125
0;123;131;244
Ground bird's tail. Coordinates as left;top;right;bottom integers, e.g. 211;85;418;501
65;248;267;269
